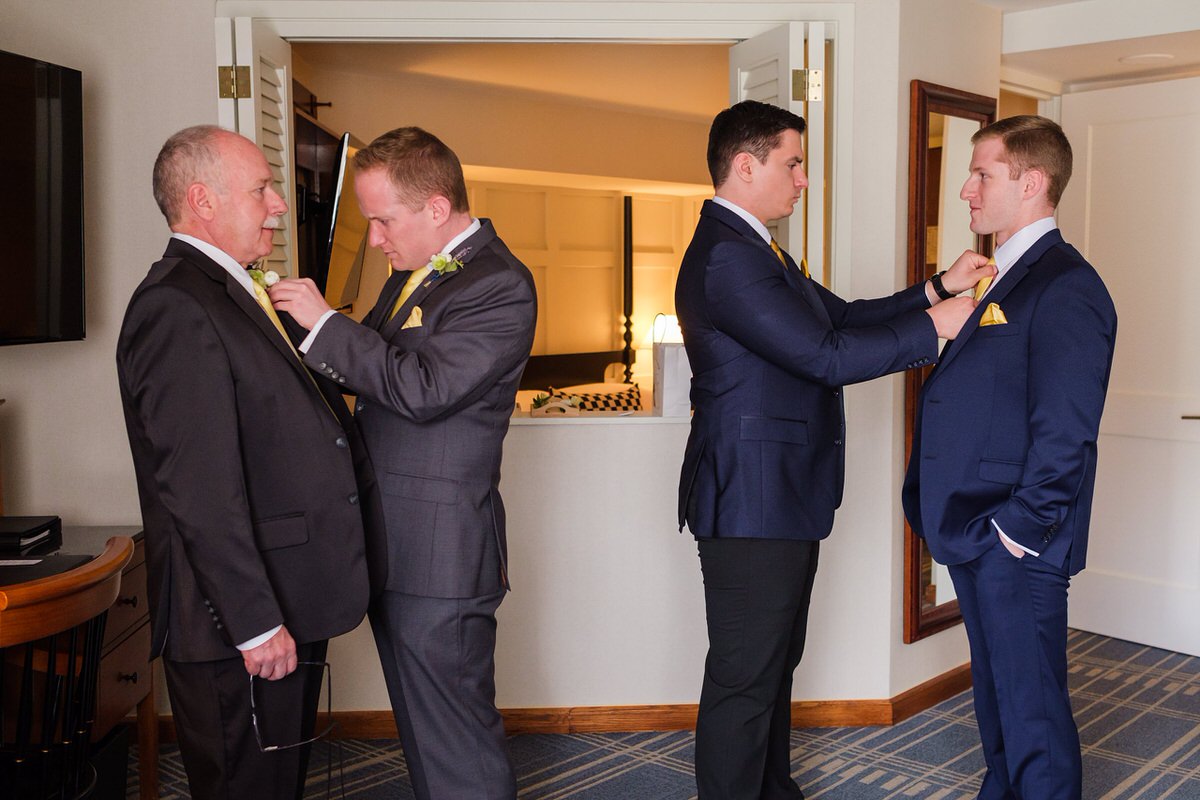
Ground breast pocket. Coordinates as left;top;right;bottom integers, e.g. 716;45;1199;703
973;321;1022;339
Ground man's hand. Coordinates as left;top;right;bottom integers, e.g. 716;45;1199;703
926;296;977;340
941;250;996;296
242;625;298;680
268;278;332;330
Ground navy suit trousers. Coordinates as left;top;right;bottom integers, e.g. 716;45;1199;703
949;540;1081;800
695;538;819;800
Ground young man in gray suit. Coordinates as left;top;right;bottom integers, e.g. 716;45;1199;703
272;127;537;800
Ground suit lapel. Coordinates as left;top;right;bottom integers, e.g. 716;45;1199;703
164;239;317;388
370;271;409;332
378;221;496;339
702;202;831;327
931;229;1062;376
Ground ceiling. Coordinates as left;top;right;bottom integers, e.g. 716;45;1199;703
295;3;1200;105
293;42;728;122
1005;29;1200;89
974;0;1200;89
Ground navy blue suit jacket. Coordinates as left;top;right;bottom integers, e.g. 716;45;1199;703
902;230;1117;574
676;200;938;540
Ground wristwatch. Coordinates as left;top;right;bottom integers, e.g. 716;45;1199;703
929;270;955;301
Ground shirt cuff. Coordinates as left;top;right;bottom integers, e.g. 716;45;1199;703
991;518;1041;558
299;309;338;353
236;624;282;651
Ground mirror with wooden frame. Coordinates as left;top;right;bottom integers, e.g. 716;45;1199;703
904;80;996;643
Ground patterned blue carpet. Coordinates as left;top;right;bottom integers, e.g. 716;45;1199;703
132;630;1200;798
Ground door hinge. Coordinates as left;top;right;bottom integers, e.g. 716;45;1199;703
792;69;824;103
217;66;251;99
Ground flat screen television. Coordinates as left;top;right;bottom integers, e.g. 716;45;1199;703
0;48;84;345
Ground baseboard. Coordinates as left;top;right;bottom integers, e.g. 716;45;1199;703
156;662;971;741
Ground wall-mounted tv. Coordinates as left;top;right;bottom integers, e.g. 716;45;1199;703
0;48;84;346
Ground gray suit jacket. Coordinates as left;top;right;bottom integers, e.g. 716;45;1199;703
306;219;537;598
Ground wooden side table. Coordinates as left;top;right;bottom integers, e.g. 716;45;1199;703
59;526;159;799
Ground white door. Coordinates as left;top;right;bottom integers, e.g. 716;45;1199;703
729;22;826;286
215;17;298;276
1059;75;1200;656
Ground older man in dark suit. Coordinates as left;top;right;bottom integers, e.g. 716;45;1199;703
675;101;990;799
272;126;536;800
117;126;379;799
904;116;1117;800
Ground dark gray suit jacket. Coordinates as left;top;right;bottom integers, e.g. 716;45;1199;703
117;238;379;662
305;219;537;598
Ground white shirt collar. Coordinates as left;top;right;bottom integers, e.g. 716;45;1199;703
440;218;481;260
171;233;257;297
991;216;1057;288
712;196;773;245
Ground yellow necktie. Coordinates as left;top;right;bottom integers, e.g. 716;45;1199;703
252;281;336;418
771;239;811;279
769;238;786;265
974;257;997;301
389;265;433;322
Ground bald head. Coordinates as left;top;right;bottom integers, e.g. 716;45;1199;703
153;126;287;265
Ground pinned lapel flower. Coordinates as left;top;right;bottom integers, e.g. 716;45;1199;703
429;253;463;277
248;267;280;289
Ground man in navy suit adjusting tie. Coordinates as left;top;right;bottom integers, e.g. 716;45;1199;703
903;116;1117;800
675;100;991;799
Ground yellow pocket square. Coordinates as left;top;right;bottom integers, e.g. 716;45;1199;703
400;306;423;330
979;302;1007;327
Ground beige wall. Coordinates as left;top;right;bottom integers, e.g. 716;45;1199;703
0;0;216;523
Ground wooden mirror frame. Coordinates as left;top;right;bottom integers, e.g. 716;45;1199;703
903;80;996;643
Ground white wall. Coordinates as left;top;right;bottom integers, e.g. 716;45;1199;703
0;0;216;523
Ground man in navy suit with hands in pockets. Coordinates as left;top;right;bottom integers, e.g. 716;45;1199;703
675;100;992;799
904;115;1117;800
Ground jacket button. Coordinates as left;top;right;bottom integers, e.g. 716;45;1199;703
331;371;339;379
833;439;843;446
318;362;327;369
832;390;840;398
348;493;359;505
335;436;348;448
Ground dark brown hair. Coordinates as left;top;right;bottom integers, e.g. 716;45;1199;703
706;100;807;188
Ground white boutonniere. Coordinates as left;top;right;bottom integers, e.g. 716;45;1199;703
248;267;280;289
429;253;463;277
